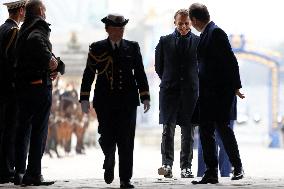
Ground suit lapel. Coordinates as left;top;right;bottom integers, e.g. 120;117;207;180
199;32;207;46
120;39;129;53
106;38;114;53
197;21;215;52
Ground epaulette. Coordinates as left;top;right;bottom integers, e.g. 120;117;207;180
5;26;19;55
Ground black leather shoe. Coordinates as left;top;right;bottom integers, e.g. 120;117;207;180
120;180;134;188
192;174;218;184
231;167;244;180
104;167;114;184
13;173;24;185
0;176;14;184
22;174;55;186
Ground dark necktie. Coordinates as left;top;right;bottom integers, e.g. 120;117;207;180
113;43;119;58
114;43;119;52
199;32;205;44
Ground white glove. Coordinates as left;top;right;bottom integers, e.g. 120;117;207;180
143;100;150;113
81;100;90;114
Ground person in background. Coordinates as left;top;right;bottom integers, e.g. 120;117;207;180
0;0;25;184
155;9;199;178
80;13;150;189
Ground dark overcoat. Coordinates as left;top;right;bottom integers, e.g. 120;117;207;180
13;16;53;176
155;30;199;126
197;21;242;122
15;16;53;87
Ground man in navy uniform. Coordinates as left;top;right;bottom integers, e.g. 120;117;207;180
80;14;150;188
0;0;25;184
14;0;58;186
188;3;245;184
155;9;199;179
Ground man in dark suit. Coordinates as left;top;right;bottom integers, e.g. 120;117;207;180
14;0;58;186
155;9;199;179
188;3;245;184
80;13;150;189
0;0;25;184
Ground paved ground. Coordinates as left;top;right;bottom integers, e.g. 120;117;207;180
1;127;284;188
1;145;284;188
1;177;284;188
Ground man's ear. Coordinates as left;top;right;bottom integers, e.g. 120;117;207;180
18;7;25;21
19;7;24;14
39;6;43;16
38;6;46;20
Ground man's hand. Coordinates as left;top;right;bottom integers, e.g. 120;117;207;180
236;89;245;99
49;56;58;71
50;71;58;81
81;100;90;114
143;100;150;113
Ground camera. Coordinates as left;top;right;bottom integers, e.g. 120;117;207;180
56;57;65;75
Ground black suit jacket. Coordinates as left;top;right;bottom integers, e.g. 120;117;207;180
80;38;150;109
155;30;199;125
197;21;242;121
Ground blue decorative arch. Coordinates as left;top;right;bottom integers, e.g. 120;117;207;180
230;35;280;148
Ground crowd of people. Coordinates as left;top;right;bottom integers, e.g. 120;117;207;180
0;0;245;188
45;81;91;158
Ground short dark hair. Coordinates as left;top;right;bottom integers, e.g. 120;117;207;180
188;3;210;23
25;0;43;18
174;9;189;20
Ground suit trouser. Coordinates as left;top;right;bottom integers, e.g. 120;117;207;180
0;97;18;178
161;123;194;169
199;120;242;176
96;105;137;181
197;120;234;177
15;85;51;176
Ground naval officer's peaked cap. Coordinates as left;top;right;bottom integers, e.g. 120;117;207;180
3;0;26;10
101;13;129;27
